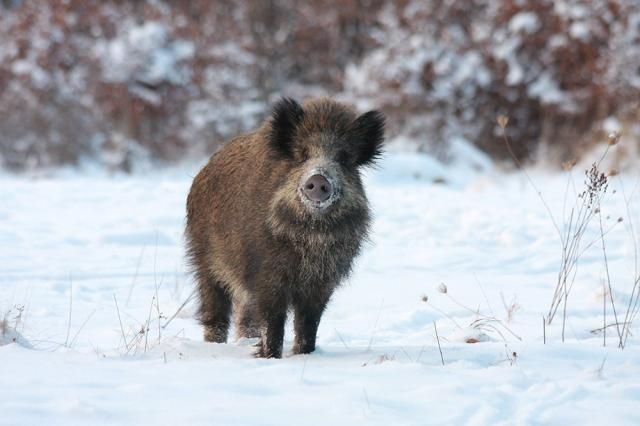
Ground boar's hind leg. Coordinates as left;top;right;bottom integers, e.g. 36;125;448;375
292;289;332;355
198;278;232;343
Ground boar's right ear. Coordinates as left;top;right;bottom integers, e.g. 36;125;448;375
268;98;305;158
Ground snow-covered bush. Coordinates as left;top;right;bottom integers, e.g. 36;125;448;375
0;0;639;170
345;0;640;162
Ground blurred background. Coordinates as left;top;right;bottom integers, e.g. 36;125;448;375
1;0;639;172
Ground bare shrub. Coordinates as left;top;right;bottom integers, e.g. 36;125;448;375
424;283;522;344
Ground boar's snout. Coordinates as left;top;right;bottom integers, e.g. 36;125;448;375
302;174;332;203
298;168;340;213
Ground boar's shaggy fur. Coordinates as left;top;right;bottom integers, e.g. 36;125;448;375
186;98;384;358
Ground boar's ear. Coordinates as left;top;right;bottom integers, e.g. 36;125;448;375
348;110;385;167
268;98;305;158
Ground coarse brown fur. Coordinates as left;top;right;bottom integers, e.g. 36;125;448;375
185;97;385;358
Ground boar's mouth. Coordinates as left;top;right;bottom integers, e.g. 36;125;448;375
298;168;340;214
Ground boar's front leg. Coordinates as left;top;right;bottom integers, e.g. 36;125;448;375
235;298;261;340
254;289;288;359
292;288;332;355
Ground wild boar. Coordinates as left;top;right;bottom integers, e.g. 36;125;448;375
186;97;384;358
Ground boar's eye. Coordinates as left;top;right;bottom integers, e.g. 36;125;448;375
268;98;305;159
347;110;385;167
298;147;309;164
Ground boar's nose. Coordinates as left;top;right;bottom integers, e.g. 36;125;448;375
303;174;332;203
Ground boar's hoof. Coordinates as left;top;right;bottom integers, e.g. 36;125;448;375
252;341;283;359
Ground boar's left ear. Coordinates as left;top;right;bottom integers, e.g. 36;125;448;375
348;110;385;167
268;97;305;159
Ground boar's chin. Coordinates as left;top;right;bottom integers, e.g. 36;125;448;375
268;191;370;243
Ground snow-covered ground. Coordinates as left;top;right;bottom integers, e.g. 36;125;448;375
2;151;640;425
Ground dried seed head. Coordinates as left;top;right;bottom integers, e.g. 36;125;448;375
438;283;448;294
607;131;621;146
421;295;429;303
618;217;624;223
497;115;509;129
584;162;609;207
562;159;577;171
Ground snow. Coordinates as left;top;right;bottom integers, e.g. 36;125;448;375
603;117;622;133
570;21;590;41
11;60;46;84
509;12;541;34
99;21;194;85
2;151;640;425
528;72;568;105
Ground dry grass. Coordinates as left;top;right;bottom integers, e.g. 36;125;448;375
423;281;522;356
549;160;611;341
501;118;639;347
114;288;167;356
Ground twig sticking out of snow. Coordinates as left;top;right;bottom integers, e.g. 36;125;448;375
433;321;444;366
162;289;196;330
126;245;146;307
334;328;349;349
616;175;640;349
366;299;384;351
497;115;562;242
113;294;129;351
362;387;372;416
65;275;73;348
